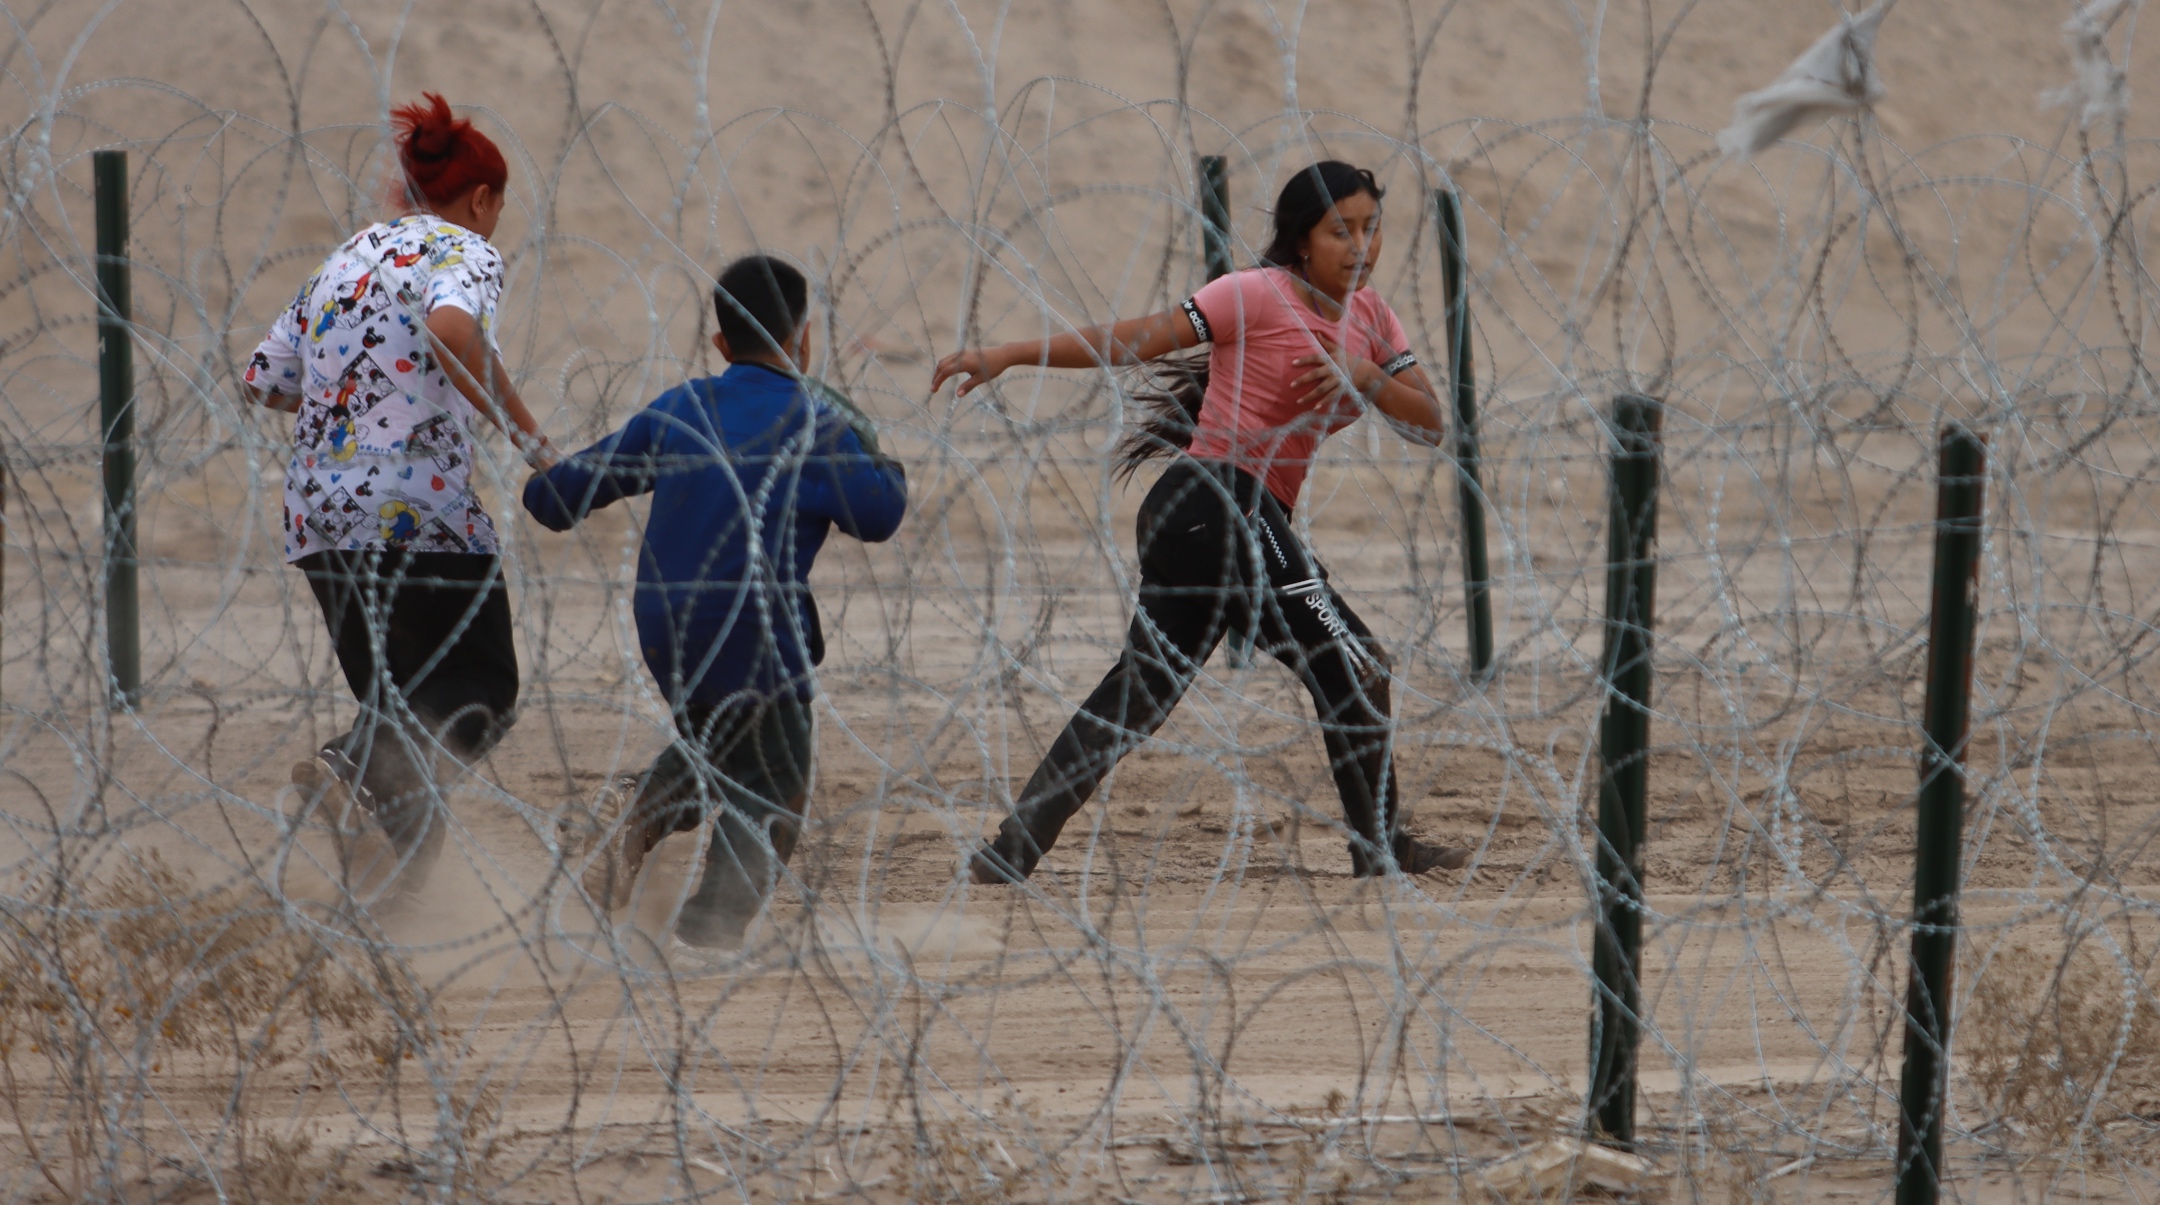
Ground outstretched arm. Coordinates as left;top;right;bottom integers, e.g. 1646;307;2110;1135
521;408;664;531
931;308;1202;397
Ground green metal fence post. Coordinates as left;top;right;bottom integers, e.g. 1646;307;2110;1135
1587;393;1662;1151
1894;424;1986;1205
94;150;139;711
1198;155;1254;669
1;454;7;704
1201;155;1232;282
1436;190;1494;680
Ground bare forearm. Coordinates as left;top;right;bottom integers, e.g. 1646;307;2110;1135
996;312;1191;371
424;317;495;418
422;309;557;464
488;358;544;441
1341;360;1444;444
483;356;560;466
1368;375;1446;445
934;307;1199;396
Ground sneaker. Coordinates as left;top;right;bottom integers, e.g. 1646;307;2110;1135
664;935;738;975
1349;835;1471;878
289;755;404;905
965;828;1042;885
1396;838;1472;876
579;775;646;912
628;823;706;924
966;843;1026;885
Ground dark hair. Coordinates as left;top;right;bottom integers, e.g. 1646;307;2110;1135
1259;161;1385;269
713;255;809;359
392;93;509;211
1115;161;1386;476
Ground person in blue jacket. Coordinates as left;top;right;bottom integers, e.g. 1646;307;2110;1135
523;254;906;956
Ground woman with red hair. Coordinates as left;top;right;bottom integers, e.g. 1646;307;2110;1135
245;93;553;908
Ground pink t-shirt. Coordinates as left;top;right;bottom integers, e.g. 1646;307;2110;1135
1182;267;1414;507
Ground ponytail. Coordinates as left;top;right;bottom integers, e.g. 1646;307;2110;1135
1113;353;1210;480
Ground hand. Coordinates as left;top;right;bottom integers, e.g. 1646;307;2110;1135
519;433;562;471
244;385;303;414
931;346;1008;397
1290;335;1377;408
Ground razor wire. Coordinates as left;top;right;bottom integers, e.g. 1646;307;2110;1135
2;2;2160;1202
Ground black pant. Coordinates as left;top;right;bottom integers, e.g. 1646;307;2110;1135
299;550;519;883
625;697;814;949
985;461;1410;877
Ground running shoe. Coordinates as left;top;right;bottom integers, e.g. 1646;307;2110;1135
289;754;405;905
966;841;1030;885
1396;838;1472;876
1349;834;1471;878
664;934;738;975
579;775;646;912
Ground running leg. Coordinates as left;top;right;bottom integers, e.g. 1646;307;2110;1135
295;550;415;900
364;554;518;887
973;466;1252;882
577;705;715;912
971;597;1222;881
675;699;815;949
299;551;519;894
1246;503;1467;876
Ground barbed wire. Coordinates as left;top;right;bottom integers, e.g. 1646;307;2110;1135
3;3;2160;1201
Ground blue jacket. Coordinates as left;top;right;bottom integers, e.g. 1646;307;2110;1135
522;363;907;704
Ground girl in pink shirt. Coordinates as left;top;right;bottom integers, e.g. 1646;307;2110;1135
933;161;1470;883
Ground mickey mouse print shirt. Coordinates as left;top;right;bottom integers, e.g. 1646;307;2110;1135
246;214;506;562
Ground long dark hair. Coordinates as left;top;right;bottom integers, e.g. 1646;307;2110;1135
1115;160;1387;477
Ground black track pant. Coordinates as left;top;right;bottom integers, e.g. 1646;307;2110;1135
984;460;1411;877
299;550;520;884
624;698;814;949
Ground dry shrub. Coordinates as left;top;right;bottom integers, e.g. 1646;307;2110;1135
905;1117;1029;1204
244;1129;316;1198
903;1101;1067;1205
451;1082;505;1195
1692;1097;1774;1205
1276;1088;1354;1204
237;1129;342;1204
0;850;378;1056
1965;936;2160;1149
1280;1131;1353;1205
0;850;387;1198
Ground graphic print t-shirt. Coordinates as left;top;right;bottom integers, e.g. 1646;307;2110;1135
1182;267;1413;508
246;215;505;562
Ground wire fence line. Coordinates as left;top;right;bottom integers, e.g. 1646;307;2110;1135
3;8;2160;1203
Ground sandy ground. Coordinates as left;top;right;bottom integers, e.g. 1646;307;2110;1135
7;0;2160;1201
8;588;2160;1201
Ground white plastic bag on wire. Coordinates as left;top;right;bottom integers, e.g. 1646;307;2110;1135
2041;0;2137;129
1717;1;1893;159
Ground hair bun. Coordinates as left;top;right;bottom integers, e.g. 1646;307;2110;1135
394;92;462;162
389;93;510;212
